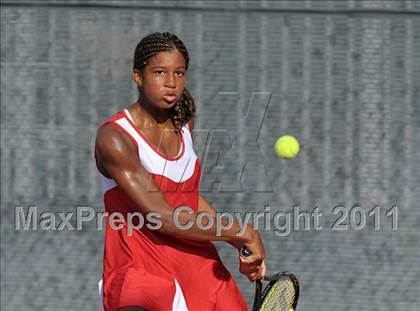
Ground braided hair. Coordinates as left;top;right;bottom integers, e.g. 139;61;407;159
133;32;196;130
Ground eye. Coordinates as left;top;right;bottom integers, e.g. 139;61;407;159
175;71;185;77
155;71;165;76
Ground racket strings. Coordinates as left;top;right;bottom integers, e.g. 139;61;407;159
260;278;296;311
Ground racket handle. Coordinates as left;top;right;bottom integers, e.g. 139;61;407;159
240;246;252;258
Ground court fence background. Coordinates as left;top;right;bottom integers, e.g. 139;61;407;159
1;0;420;310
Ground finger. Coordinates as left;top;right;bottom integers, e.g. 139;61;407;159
254;265;267;280
241;259;263;269
260;261;267;278
240;265;259;275
241;267;258;276
247;272;259;282
239;254;263;265
258;261;267;278
256;272;264;280
248;265;260;273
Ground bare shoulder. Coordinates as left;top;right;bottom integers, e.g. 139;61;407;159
95;123;137;164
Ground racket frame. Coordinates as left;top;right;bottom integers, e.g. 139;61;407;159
256;272;300;311
239;247;299;310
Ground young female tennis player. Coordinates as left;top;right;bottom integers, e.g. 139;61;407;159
95;32;266;311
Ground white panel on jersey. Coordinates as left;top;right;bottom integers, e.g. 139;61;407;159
98;278;104;311
172;278;190;311
115;117;198;183
98;171;117;194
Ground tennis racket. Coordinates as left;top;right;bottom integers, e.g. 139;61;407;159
241;247;299;311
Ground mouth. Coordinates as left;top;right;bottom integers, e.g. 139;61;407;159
163;94;177;103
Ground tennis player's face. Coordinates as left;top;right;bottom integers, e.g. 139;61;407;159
138;50;186;109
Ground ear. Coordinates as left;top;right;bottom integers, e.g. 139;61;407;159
132;69;143;87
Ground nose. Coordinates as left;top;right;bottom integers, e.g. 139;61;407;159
165;74;176;88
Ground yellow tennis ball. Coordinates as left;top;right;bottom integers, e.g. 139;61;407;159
288;308;294;311
274;135;300;159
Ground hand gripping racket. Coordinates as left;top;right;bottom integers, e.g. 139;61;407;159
240;247;299;311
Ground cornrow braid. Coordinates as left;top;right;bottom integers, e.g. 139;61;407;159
133;32;195;130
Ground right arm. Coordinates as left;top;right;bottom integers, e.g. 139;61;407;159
95;124;265;264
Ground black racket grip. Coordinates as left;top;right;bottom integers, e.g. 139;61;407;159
240;246;252;258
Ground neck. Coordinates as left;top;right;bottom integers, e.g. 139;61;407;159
137;98;170;125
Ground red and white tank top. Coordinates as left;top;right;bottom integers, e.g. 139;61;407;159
96;110;248;311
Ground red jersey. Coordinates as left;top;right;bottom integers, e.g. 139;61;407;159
96;111;248;311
